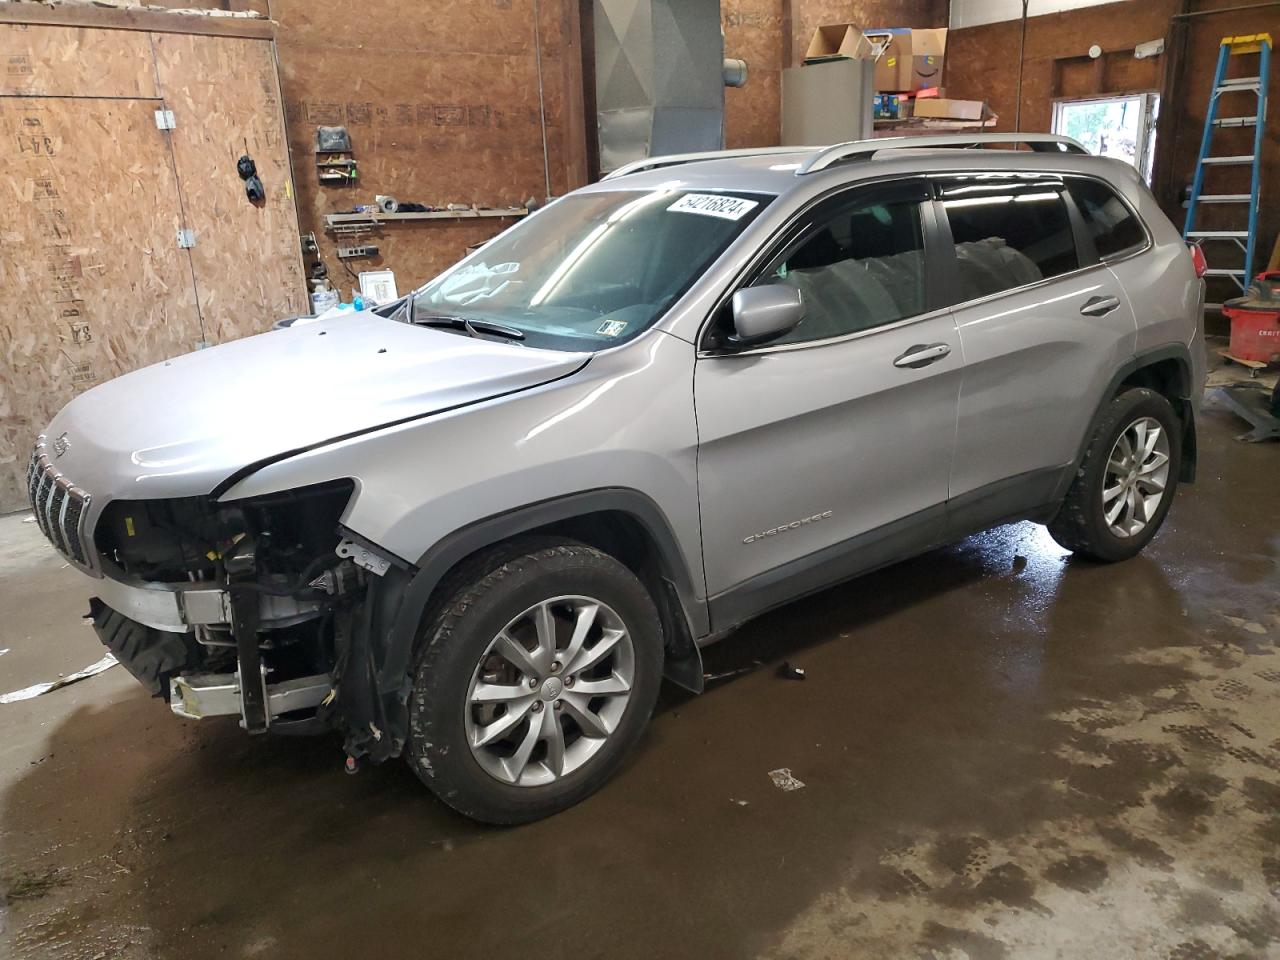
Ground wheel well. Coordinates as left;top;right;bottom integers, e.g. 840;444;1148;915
408;508;702;687
1116;356;1197;482
516;511;698;659
1118;358;1188;401
534;511;667;589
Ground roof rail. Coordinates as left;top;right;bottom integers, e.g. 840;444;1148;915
795;133;1088;175
602;146;817;180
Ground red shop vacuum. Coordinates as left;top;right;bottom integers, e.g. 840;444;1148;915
1223;270;1280;368
1215;269;1280;438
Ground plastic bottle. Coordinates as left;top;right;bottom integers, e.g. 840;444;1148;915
310;278;339;315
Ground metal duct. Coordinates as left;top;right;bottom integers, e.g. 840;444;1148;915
593;0;727;173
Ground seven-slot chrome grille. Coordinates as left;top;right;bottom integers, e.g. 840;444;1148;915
26;438;92;566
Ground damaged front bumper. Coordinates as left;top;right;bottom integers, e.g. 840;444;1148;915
89;576;334;733
94;574;320;634
169;672;331;724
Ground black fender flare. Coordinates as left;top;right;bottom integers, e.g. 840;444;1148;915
368;488;707;729
1053;342;1198;503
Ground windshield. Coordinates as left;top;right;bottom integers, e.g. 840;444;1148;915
409;189;772;350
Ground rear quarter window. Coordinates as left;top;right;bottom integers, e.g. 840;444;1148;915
1068;178;1147;260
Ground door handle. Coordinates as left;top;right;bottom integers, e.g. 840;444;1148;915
1080;294;1121;317
893;342;951;369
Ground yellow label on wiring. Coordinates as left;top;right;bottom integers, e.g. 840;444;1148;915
124;516;135;537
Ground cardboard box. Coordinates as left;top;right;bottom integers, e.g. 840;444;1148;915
783;58;875;145
804;24;877;63
864;27;947;91
912;97;986;121
863;29;910;91
911;28;947;89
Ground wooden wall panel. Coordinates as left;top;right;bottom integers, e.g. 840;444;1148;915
0;96;202;510
0;23;158;98
944;0;1279;307
274;0;578;297
1163;1;1280;296
723;0;786;149
152;33;307;342
1102;50;1162;94
721;0;951;150
270;0;945;292
0;23;306;512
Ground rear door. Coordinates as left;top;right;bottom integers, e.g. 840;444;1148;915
694;178;962;626
934;172;1139;534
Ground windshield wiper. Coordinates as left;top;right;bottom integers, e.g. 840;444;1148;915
413;314;526;342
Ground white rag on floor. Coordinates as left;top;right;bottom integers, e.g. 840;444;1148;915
0;653;118;704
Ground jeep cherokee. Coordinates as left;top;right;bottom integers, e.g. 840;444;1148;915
27;134;1206;823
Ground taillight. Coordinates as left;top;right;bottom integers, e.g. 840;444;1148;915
1189;243;1207;279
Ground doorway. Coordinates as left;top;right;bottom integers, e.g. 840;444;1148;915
1051;93;1160;183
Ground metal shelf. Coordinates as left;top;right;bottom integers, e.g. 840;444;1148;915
872;117;999;133
323;207;528;228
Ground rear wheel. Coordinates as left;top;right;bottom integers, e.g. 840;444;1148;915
1047;387;1182;562
407;540;663;824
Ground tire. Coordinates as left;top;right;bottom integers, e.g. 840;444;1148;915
1047;387;1182;562
407;539;664;824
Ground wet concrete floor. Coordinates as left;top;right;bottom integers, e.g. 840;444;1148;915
1;401;1278;959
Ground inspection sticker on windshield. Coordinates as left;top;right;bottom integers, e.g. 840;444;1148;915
596;319;628;338
667;193;758;221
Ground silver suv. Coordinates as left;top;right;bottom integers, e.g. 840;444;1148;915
29;134;1205;823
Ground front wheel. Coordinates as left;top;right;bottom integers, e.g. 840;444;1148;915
1047;387;1182;562
407;540;664;824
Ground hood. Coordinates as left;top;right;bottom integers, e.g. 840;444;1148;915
43;312;589;502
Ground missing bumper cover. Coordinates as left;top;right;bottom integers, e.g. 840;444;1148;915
169;672;333;724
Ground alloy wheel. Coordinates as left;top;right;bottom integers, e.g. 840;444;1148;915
464;596;634;787
1102;415;1171;538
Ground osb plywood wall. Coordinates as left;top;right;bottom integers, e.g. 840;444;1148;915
721;0;950;148
0;22;304;512
944;0;1280;305
0;95;205;512
11;0;269;12
273;0;588;298
152;32;307;341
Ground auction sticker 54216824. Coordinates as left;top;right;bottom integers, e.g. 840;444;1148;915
667;193;759;221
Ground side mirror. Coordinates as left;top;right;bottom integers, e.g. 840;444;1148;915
728;285;804;348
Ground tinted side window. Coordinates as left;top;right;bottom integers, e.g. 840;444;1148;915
764;196;926;345
1068;178;1146;259
939;179;1079;302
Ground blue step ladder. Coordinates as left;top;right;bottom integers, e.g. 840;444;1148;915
1182;33;1271;292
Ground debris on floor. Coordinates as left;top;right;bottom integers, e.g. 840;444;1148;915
1;867;69;905
768;768;806;792
777;662;806;681
730;798;749;806
704;660;761;682
0;653;117;704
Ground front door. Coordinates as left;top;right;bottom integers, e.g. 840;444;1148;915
694;179;962;628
